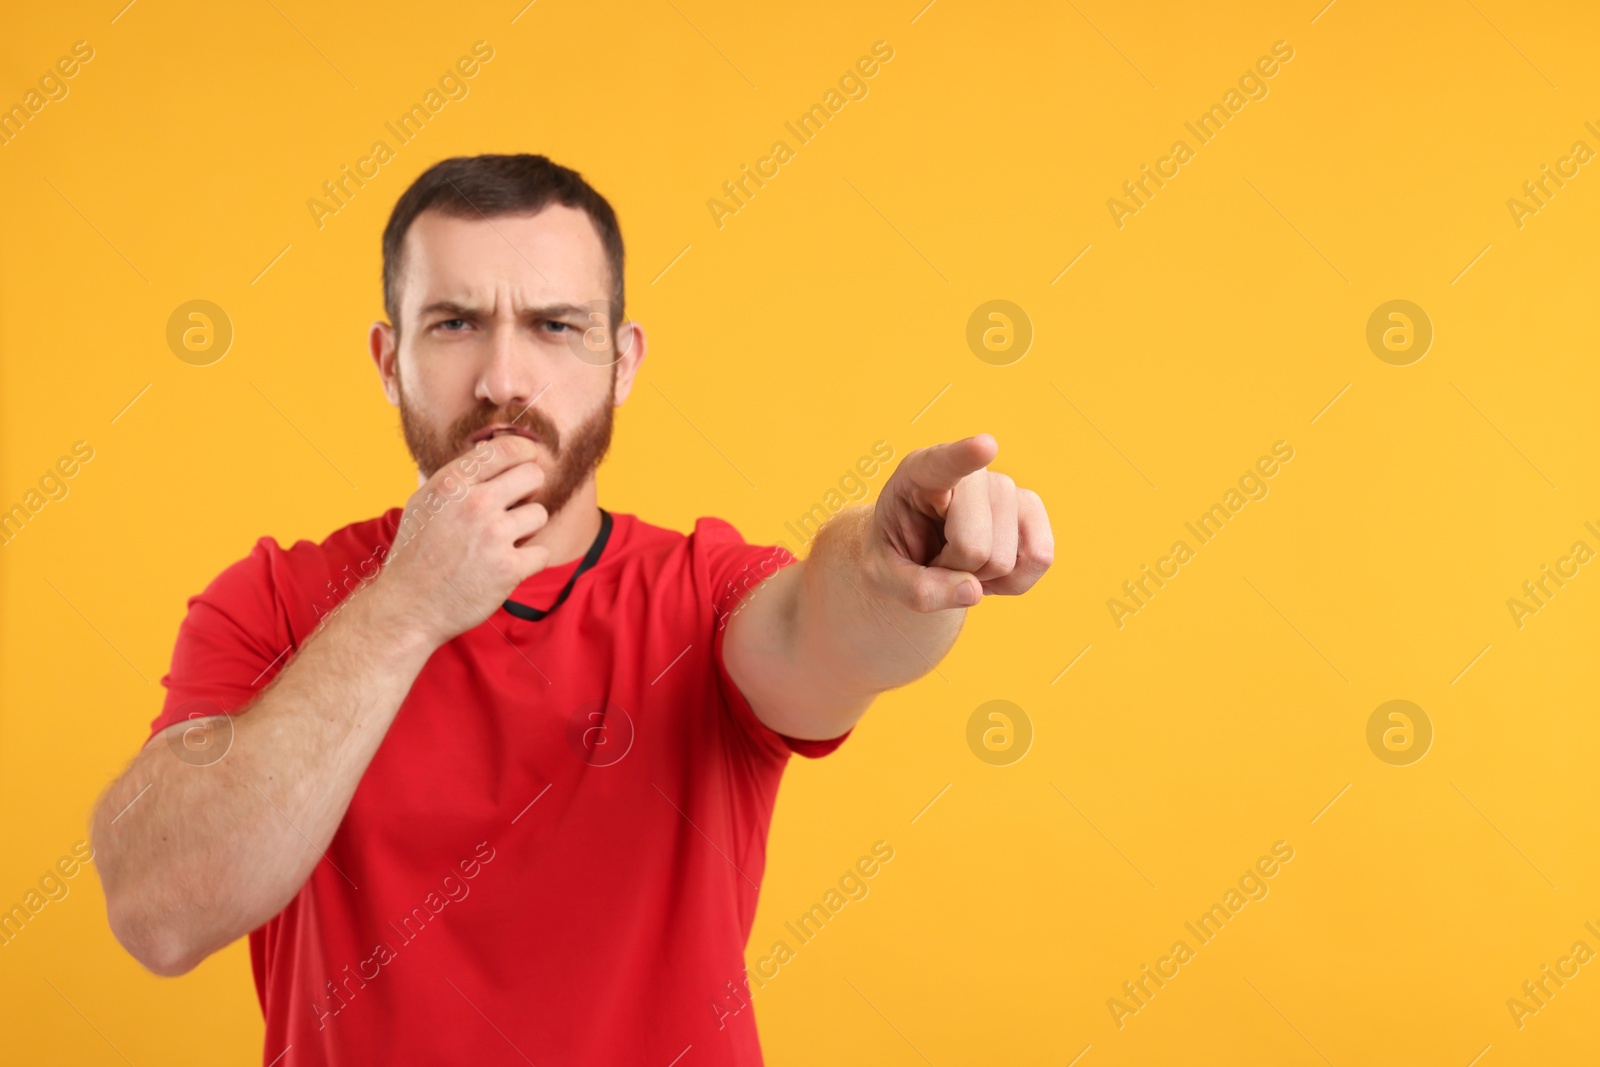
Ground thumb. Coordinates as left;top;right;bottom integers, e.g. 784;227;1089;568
883;552;982;613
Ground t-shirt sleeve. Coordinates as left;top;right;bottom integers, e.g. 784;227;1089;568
146;538;295;748
692;517;853;762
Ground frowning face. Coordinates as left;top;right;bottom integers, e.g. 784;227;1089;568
369;204;645;516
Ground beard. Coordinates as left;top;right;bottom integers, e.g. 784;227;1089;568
398;362;617;519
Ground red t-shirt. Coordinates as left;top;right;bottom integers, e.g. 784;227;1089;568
146;508;851;1066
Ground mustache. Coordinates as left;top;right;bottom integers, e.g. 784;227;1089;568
452;405;560;454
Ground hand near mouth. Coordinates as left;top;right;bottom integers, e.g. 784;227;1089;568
378;432;552;645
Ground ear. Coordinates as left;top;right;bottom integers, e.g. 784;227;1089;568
612;320;648;405
370;320;400;406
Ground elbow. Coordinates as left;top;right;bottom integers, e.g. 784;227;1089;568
137;943;203;978
91;777;208;978
99;853;208;977
136;934;205;978
107;900;204;977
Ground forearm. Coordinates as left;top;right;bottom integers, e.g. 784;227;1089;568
92;576;439;975
730;437;1050;742
791;505;967;707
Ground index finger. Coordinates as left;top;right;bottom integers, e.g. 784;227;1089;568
901;434;999;493
448;433;541;488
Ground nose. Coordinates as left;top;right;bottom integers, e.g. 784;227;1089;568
474;319;540;412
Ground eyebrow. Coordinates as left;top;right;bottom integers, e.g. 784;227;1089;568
416;300;593;322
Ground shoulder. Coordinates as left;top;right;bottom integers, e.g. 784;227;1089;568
605;513;795;606
688;515;759;547
193;508;403;630
604;512;757;564
620;512;796;566
615;512;764;544
689;515;800;618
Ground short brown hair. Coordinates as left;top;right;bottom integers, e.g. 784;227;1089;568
381;153;625;336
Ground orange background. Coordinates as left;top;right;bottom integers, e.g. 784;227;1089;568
3;0;1599;1063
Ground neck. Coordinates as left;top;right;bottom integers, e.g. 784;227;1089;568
527;476;602;567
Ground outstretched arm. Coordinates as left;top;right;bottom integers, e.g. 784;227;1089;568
723;434;1053;741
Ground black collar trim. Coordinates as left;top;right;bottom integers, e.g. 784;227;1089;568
501;508;613;622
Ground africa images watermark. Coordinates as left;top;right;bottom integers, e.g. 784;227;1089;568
1106;441;1296;629
0;440;96;548
776;440;896;555
0;840;95;949
1106;40;1296;229
711;440;899;634
713;543;795;636
1107;839;1296;1029
0;39;95;149
1504;917;1600;1031
1505;120;1600;230
310;840;498;1030
706;41;896;230
306;41;496;230
710;840;896;1031
1504;520;1599;630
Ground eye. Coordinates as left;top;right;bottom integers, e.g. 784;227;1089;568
435;318;469;332
542;320;573;334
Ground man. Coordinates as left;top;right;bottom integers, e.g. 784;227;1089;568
90;153;1052;1066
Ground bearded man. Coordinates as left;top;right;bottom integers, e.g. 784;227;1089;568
90;153;1053;1067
